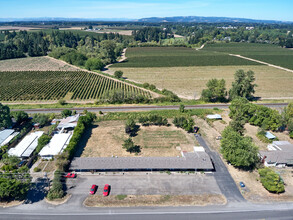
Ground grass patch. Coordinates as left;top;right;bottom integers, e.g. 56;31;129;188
113;47;260;68
116;195;127;200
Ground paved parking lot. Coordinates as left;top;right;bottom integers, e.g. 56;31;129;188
66;172;221;197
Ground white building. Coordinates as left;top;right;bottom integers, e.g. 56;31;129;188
8;131;43;158
39;133;72;159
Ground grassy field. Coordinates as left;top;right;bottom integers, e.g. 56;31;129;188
112;65;293;99
0;56;79;71
113;47;261;68
0;71;152;101
79;120;196;157
204;43;293;70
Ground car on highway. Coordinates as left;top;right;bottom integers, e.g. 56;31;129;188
90;184;97;194
103;184;110;196
64;173;76;178
239;182;245;188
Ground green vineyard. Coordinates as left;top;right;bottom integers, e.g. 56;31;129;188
0;71;152;101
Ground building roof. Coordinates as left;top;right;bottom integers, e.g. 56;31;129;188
265;132;276;140
39;133;72;157
0;129;15;146
260;141;293;165
206;114;222;120
57;114;80;129
8;131;43;158
70;152;214;171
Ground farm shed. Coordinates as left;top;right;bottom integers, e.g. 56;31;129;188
260;141;293;167
265;132;276;140
70;152;214;172
39;133;72;159
8;131;43;158
0;129;19;147
206;114;222;120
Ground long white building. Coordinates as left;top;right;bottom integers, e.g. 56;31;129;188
8;131;43;158
39;133;72;159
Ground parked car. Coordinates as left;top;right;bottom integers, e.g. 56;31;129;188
64;173;76;178
193;126;199;133
103;184;110;196
90;184;97;195
17;160;27;168
216;136;222;140
239;182;245;188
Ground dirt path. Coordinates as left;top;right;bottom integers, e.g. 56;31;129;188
103;48;127;74
196;44;205;51
229;54;293;73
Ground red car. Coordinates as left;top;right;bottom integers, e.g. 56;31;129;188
103;184;110;196
64;173;76;178
90;184;97;195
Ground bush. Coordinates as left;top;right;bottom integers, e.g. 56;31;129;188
61;109;72;118
32;113;49;127
35;134;51;154
149;84;156;90
34;167;41;172
47;170;65;200
122;138;140;153
114;70;123;78
58;99;66;106
85;58;104;71
142;83;150;88
138;115;168;126
258;168;285;194
173;116;194;132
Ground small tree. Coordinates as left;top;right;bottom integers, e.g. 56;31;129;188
10;111;28;124
32;113;49;127
122;138;140;153
114;70;123;79
201;79;226;102
258;168;285;194
58;99;66;106
179;104;185;113
0;103;12;128
61;109;72;118
85;58;104;71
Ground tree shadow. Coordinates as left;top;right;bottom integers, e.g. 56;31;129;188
74;124;98;157
129;125;140;137
25;177;49;204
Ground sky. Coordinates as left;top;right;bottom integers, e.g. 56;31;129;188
0;0;292;21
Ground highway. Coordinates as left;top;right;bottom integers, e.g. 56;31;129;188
11;102;288;114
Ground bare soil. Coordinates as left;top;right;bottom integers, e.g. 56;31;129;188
0;56;79;71
84;194;226;207
80;120;197;157
45;194;72;205
0;200;24;208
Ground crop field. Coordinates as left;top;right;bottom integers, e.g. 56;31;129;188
0;71;152;101
111;65;293;99
204;43;293;70
112;47;261;68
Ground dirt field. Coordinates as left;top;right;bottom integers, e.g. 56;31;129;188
194;112;293;202
79;120;197;157
0;56;80;71
84;194;226;207
0;26;41;31
111;65;293;99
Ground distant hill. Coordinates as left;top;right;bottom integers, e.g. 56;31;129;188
136;16;292;24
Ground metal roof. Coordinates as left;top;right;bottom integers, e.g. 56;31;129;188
8;131;43;158
70;152;214;171
206;114;222;120
39;133;72;157
0;129;14;145
265;132;276;140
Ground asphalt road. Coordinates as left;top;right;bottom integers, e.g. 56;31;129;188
11;103;288;114
195;135;245;203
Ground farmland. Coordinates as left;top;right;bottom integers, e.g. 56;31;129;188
0;71;152;101
111;65;293;99
204;43;293;70
113;47;261;68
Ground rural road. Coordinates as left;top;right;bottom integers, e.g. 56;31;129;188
11;102;288;114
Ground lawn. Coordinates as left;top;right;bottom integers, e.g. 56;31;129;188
112;47;260;68
204;43;293;70
78;120;196;157
111;65;293;99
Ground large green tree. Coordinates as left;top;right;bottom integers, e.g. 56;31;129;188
0;103;12;128
258;168;285;194
221;126;259;169
229;70;257;100
10;111;28;124
201;79;226;102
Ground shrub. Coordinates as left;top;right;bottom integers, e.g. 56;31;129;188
122;138;140;153
61;109;72;118
34;167;41;172
173;116;194;132
114;70;123;78
35;134;51;154
258;168;285;194
47;170;65;200
58;99;66;106
32;113;49;127
85;58;104;70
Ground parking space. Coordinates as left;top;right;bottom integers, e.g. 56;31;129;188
66;173;222;197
